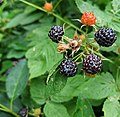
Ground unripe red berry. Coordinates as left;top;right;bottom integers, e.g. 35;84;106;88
81;12;96;26
43;2;53;12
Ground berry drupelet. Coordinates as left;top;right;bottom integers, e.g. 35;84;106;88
48;26;64;43
95;28;117;47
60;59;77;77
83;54;102;75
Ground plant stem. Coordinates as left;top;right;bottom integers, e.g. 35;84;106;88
74;54;83;62
46;69;56;84
72;53;82;60
63;35;72;42
28;112;35;116
10;98;13;111
19;0;47;12
52;13;85;34
116;68;120;83
0;104;19;117
72;52;85;62
19;0;85;34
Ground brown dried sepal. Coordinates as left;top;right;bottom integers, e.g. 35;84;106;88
85;72;96;78
57;43;70;53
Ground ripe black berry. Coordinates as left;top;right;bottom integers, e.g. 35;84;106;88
18;108;28;117
60;59;77;77
83;54;102;75
48;26;64;43
95;28;117;47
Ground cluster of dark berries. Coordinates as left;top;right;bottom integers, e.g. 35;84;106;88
48;13;117;77
59;54;102;76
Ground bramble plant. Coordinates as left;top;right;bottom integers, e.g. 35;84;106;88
0;0;120;117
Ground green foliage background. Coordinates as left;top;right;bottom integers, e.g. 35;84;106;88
0;0;120;117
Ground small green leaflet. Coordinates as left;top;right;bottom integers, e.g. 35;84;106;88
44;102;70;117
73;97;95;117
6;59;29;100
103;94;120;117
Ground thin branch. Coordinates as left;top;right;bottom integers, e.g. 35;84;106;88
19;0;85;34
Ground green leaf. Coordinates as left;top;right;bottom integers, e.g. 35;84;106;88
0;60;13;75
24;6;37;15
75;73;117;99
5;13;27;28
8;39;28;51
20;13;42;25
5;6;40;28
64;99;77;117
30;76;49;105
44;102;70;117
109;20;120;33
26;26;62;79
0;93;22;112
105;1;120;32
23;23;41;31
89;99;104;107
103;95;120;117
0;112;13;117
51;73;117;102
64;28;75;39
51;75;87;102
73;97;95;117
112;0;120;13
0;82;6;92
21;86;33;108
30;74;66;105
0;93;10;108
0;33;3;41
75;0;94;12
6;59;29;100
6;50;25;59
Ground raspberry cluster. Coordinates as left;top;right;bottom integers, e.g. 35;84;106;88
48;25;103;77
48;12;117;78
